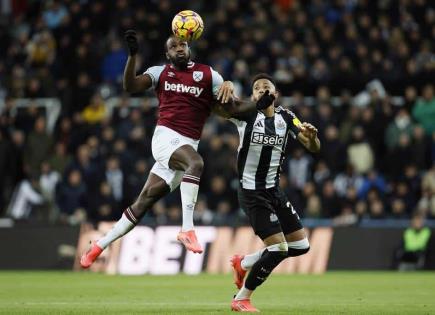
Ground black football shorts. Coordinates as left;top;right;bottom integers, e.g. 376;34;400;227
238;186;303;240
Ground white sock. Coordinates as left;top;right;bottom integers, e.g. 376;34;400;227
241;248;266;270
235;285;252;300
97;211;136;249
180;174;200;231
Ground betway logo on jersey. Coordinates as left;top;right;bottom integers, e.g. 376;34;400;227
164;81;203;97
251;132;284;146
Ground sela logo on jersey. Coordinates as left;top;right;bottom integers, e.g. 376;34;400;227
251;132;284;146
164;81;204;97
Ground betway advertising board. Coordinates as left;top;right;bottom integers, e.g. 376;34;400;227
74;224;333;274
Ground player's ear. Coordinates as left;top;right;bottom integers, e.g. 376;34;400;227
165;52;170;60
273;90;280;100
250;94;255;102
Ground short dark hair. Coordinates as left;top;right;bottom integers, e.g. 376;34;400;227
251;73;276;88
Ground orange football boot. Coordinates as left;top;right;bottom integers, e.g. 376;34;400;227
177;230;203;253
231;255;247;289
80;243;103;268
231;298;260;312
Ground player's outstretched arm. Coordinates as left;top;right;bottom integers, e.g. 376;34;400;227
212;98;257;119
297;122;321;153
123;30;153;93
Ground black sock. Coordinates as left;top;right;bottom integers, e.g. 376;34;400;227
244;249;287;290
287;246;310;257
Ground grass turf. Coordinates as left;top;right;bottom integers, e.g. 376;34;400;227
0;271;434;314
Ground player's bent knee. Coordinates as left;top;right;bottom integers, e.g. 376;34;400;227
188;156;204;174
287;238;310;257
266;242;289;261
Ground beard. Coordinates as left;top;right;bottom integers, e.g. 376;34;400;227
170;54;190;69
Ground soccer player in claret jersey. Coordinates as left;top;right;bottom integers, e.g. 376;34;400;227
80;30;235;267
228;74;320;312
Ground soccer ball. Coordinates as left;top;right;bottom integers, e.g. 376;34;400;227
171;10;204;41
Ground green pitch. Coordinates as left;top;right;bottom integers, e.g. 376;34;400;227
0;271;434;314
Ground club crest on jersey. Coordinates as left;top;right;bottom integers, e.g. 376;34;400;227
193;71;203;82
270;213;278;222
276;119;286;130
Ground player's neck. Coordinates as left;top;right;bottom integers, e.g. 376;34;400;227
172;65;187;71
261;105;274;118
171;61;189;71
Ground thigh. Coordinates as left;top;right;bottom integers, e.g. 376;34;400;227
285;228;307;242
168;144;201;171
152;125;198;169
273;188;303;236
239;188;283;240
263;232;287;247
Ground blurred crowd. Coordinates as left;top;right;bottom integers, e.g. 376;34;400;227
0;0;434;226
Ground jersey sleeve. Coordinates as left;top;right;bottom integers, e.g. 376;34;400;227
228;110;257;124
143;65;165;89
210;67;224;99
281;108;301;139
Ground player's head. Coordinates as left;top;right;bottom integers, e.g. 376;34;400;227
165;35;191;69
251;73;278;102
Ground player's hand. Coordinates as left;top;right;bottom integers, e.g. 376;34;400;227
256;90;275;110
124;30;138;56
217;81;235;103
299;122;318;140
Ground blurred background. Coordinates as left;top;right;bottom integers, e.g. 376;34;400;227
0;0;434;272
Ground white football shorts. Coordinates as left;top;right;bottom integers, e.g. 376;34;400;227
150;125;199;191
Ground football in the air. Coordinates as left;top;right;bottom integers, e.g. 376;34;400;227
171;10;204;41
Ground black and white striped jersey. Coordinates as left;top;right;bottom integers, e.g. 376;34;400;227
230;106;301;190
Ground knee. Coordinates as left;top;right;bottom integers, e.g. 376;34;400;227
287;238;310;256
267;242;289;263
187;156;204;175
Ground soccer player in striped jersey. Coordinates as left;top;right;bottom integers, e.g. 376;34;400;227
228;73;320;312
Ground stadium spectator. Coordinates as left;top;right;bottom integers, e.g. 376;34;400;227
88;181;119;223
7;174;45;220
39;161;60;202
347;126;374;174
55;169;87;224
412;84;435;136
385;109;415;151
48;142;72;175
288;148;312;191
42;1;68;30
81;93;107;125
103;156;124;203
396;213;432;270
1;0;435;224
24;116;53;174
193;196;214;225
101;39;127;84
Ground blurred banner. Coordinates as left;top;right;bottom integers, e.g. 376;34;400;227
73;224;333;274
1;224;434;271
